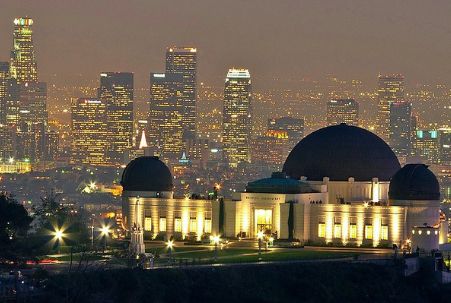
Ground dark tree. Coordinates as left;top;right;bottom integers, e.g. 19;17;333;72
0;192;32;257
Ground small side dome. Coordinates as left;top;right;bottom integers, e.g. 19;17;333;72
389;164;440;200
121;156;173;192
246;172;316;194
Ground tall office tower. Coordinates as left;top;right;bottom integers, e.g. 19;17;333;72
252;130;290;167
0;62;19;127
71;98;108;165
9;17;48;164
326;99;359;126
267;117;304;148
438;128;451;165
9;17;38;83
0;126;15;161
222;68;252;168
389;101;412;157
376;74;405;141
165;47;197;138
413;130;440;164
98;72;134;164
148;73;184;162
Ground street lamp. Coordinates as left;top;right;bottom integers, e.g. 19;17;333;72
257;231;264;261
100;225;111;252
53;227;66;254
211;235;221;261
166;239;174;264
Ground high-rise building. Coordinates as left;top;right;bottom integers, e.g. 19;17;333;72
389;101;412;157
413;130;440;164
148;73;184;162
222;68;252;168
165;47;197;138
267;117;304;148
71;98;108;165
326;99;359;126
438;128;450;165
376;74;405;141
252;130;290;168
98;72;134;164
0;62;19;126
9;17;38;83
9;17;48;164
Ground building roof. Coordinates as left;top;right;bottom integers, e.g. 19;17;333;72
121;156;173;192
388;164;440;200
282;123;401;181
246;172;316;194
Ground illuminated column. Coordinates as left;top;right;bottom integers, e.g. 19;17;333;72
372;178;380;203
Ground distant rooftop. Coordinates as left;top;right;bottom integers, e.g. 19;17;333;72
226;68;250;79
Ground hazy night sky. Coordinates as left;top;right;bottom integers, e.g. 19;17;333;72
1;0;451;88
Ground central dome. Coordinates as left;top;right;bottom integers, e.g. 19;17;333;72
121;156;173;192
282;124;401;181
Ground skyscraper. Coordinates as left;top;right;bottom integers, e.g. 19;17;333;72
165;47;197;138
71;98;108;165
222;68;252;168
9;17;48;164
9;17;38;83
0;62;19;127
98;72;134;164
389;101;412;157
376;74;405;141
267;117;304;148
326;99;359;126
148;73;184;162
413;130;440;164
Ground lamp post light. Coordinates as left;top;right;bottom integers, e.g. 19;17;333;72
100;225;111;252
53;228;65;254
212;235;221;262
257;231;264;261
166;239;174;264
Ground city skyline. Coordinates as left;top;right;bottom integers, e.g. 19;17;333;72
1;1;451;89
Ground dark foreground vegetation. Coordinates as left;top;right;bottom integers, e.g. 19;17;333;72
37;262;451;303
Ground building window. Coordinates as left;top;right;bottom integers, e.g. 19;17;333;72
381;225;388;240
144;217;152;231
174;217;182;232
365;225;373;240
204;219;212;233
189;218;197;233
318;223;326;238
334;224;342;238
159;217;167;232
349;224;357;239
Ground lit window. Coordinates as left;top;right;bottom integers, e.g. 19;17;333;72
189;218;197;233
365;225;373;240
334;224;342;238
412;230;415;234
318;223;326;238
381;225;388;240
144;217;152;231
349;224;357;239
427;230;430;235
204;219;212;233
174;218;182;232
435;230;438;235
159;217;167;232
418;230;422;235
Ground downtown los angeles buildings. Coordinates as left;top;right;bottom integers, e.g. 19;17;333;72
326;99;359;126
222;68;252;168
0;17;56;173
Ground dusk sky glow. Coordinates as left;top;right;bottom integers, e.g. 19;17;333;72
1;0;451;88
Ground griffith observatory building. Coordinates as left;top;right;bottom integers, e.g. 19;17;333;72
121;124;445;252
